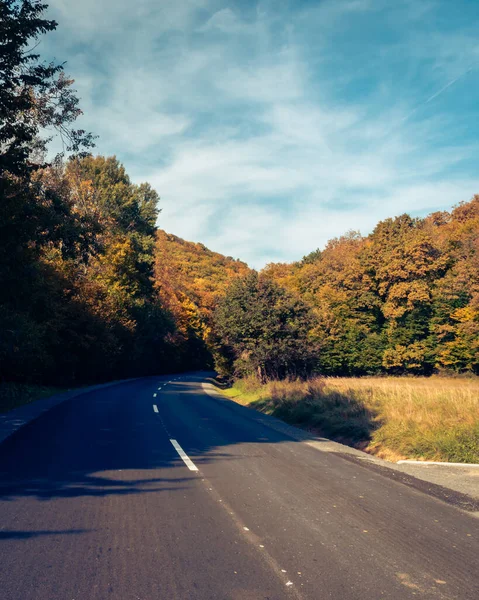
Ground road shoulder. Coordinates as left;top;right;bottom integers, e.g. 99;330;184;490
203;380;479;513
0;378;139;445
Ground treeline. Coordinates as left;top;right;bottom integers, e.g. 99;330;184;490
2;2;478;388
0;1;242;385
1;149;249;385
3;152;175;384
261;200;479;376
213;200;479;380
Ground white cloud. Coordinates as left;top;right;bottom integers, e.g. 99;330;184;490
200;8;254;34
49;0;207;38
217;59;306;103
44;0;479;268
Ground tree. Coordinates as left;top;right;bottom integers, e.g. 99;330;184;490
430;197;479;373
62;156;176;378
214;272;316;381
0;0;97;311
0;1;98;384
0;0;96;284
265;232;385;375
0;0;95;178
346;215;446;374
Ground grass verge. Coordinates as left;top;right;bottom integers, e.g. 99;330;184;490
0;383;68;414
222;375;479;463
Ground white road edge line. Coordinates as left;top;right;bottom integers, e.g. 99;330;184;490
170;439;198;471
153;405;159;413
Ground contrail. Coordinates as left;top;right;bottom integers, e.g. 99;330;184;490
424;66;475;104
397;64;477;127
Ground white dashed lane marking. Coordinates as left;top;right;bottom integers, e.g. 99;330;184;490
153;405;159;413
170;439;198;471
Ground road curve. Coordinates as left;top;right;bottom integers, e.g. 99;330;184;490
0;373;477;599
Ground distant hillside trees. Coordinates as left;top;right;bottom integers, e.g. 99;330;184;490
263;197;479;376
154;230;251;370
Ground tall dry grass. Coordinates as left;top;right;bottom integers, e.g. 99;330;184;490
224;376;479;463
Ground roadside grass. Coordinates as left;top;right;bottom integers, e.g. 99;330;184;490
0;383;68;414
221;375;479;463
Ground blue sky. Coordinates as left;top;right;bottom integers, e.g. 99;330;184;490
44;0;479;268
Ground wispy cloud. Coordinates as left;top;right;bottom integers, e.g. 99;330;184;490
44;0;479;267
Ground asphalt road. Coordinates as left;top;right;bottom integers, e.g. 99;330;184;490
0;374;477;599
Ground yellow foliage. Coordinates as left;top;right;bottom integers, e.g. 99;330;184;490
382;342;427;370
451;306;478;323
154;230;251;344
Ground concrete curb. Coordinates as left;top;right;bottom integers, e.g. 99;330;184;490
0;377;140;446
397;460;479;468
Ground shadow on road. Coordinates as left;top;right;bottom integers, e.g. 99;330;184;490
0;374;313;505
0;529;89;540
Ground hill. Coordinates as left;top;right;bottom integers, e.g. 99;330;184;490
154;231;252;368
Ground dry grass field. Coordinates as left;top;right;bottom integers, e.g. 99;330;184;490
223;375;479;463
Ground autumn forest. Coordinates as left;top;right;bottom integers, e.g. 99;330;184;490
2;1;479;392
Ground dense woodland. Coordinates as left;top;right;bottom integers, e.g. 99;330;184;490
154;230;250;371
263;200;479;376
1;1;479;388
